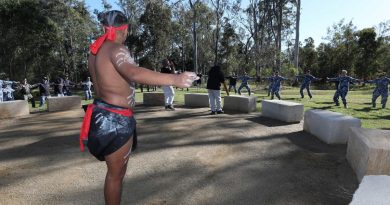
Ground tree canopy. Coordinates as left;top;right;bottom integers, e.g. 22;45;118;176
0;0;389;83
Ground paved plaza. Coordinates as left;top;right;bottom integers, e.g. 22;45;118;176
0;105;358;205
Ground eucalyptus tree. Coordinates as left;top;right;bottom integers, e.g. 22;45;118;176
355;28;379;79
139;0;173;69
293;0;300;69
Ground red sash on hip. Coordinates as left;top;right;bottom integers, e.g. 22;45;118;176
79;104;133;151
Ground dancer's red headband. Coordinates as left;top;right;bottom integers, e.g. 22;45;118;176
89;24;128;55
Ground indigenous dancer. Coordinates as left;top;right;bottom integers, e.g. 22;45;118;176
365;72;390;108
296;70;321;99
81;10;197;205
270;71;290;100
326;70;360;108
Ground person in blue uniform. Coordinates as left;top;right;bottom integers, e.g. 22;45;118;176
296;70;321;99
327;70;361;108
270;71;290;100
238;72;252;96
365;72;390;109
262;73;275;97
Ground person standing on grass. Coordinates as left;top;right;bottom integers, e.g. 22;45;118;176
82;77;93;100
20;78;36;108
81;10;198;205
238;72;252;96
36;76;51;107
226;72;237;94
63;74;75;96
365;72;390;109
270;71;290;100
296;70;322;99
326;70;361;108
160;59;176;110
262;73;275;97
206;65;229;115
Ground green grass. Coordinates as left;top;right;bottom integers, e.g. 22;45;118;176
135;86;389;129
29;86;389;129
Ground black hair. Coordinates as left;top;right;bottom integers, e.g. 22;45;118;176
98;10;128;27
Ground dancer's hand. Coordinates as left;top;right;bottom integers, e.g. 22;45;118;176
174;72;199;88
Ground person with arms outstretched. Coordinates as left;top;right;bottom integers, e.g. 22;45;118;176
327;70;360;108
270;71;290;100
80;10;198;205
365;72;390;108
238;72;252;96
296;70;321;99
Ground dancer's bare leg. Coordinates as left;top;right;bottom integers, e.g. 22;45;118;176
104;137;133;205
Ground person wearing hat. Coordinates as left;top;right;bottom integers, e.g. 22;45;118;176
80;10;198;205
365;72;390;108
327;70;361;108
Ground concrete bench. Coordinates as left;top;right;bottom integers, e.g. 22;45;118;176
303;109;361;144
261;100;303;122
143;92;165;106
223;95;256;113
184;93;209;107
346;127;390;182
0;100;29;119
47;96;82;112
350;175;390;204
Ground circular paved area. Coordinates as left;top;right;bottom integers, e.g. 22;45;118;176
0;105;358;204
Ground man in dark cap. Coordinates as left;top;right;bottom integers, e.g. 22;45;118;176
80;10;198;205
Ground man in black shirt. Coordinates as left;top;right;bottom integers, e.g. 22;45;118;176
207;65;229;115
160;59;175;110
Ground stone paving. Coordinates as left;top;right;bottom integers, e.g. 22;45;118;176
0;105;358;205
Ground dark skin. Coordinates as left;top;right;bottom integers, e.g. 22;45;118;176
88;27;197;205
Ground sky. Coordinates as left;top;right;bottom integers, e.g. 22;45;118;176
85;0;390;46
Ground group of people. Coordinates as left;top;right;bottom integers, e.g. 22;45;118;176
0;75;94;107
0;78;18;102
78;10;390;205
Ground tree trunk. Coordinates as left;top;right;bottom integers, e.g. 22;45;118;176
293;0;300;69
189;0;199;73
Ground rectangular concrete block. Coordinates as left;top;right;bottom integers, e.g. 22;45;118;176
261;100;303;122
47;96;82;112
0;100;29;119
184;93;209;107
347;127;390;182
350;175;390;205
303;109;361;144
143;92;165;106
223;95;257;113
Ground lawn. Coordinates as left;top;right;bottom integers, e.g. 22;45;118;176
28;85;390;129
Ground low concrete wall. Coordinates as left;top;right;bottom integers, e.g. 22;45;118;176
47;96;82;112
223;95;257;113
0;100;29;119
347;127;390;182
184;93;209;107
262;100;303;122
350;175;390;204
143;92;165;106
303;109;361;144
